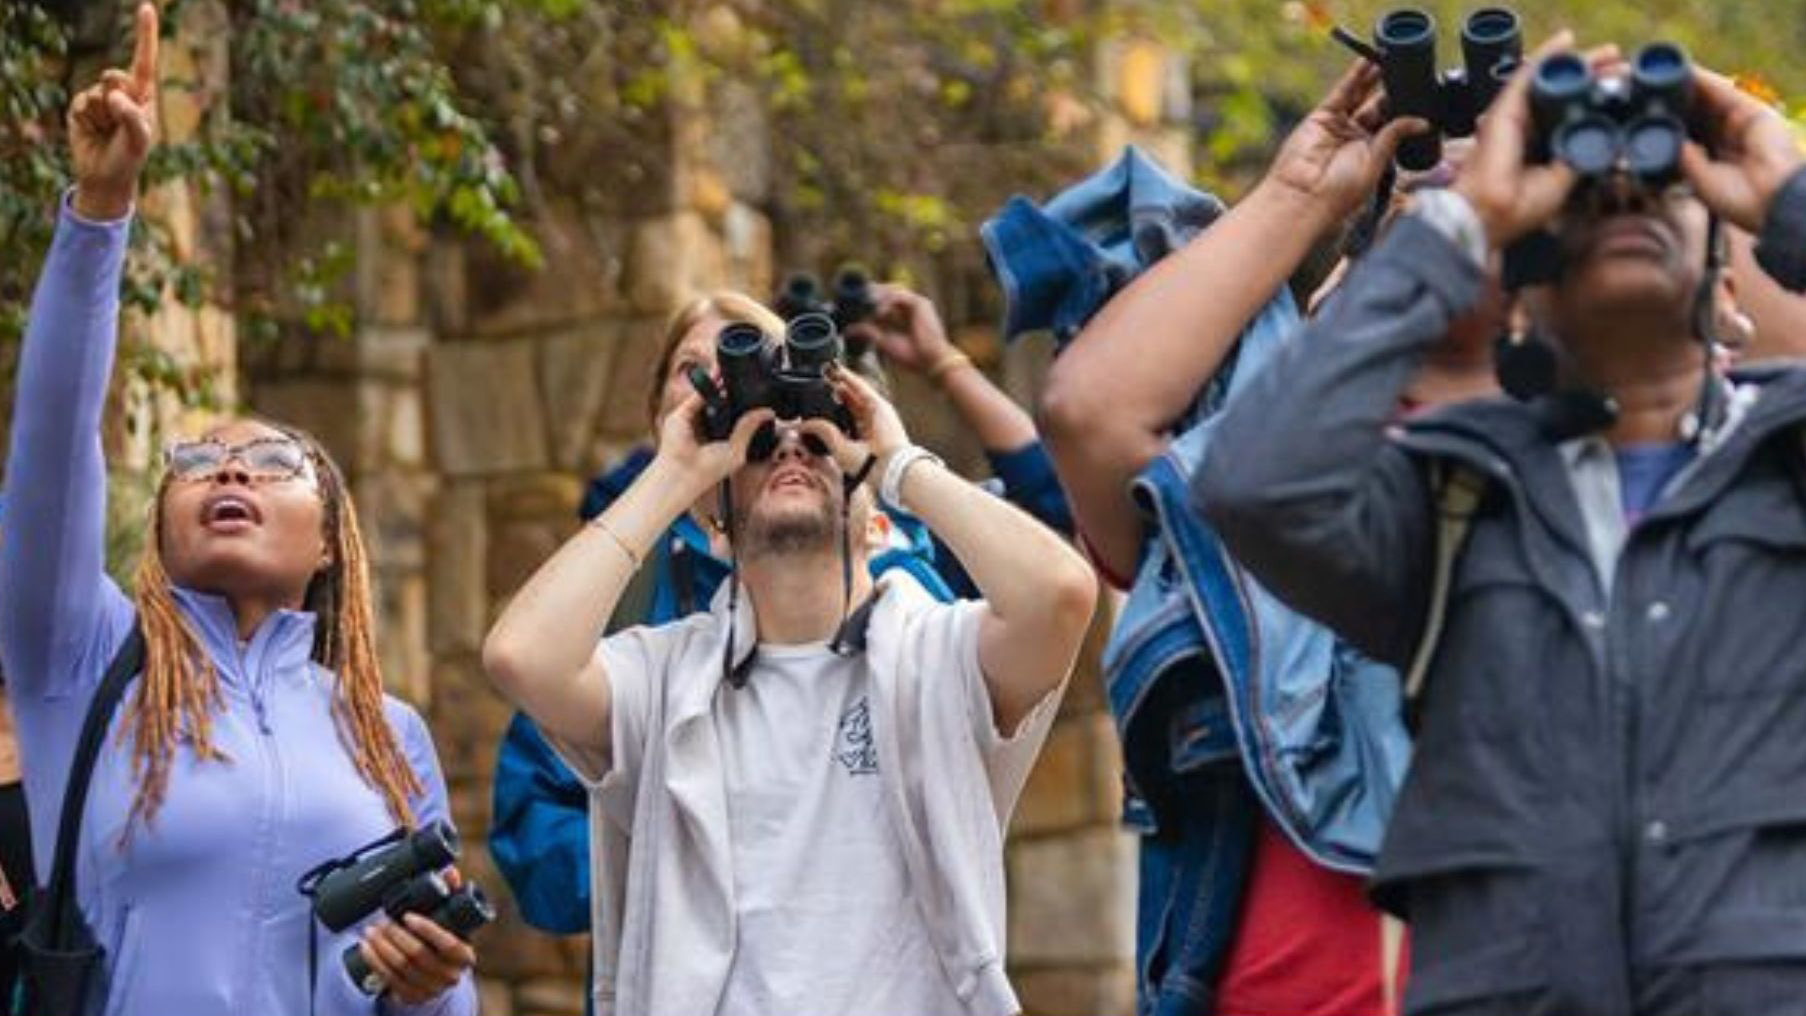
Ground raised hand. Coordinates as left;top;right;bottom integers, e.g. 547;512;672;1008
654;391;775;495
1679;68;1805;233
846;285;956;374
70;2;159;220
799;367;911;485
1259;59;1429;227
1451;31;1580;246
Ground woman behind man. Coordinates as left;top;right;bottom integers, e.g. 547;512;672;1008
0;7;475;1013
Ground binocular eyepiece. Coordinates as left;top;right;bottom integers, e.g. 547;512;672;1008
774;265;878;333
1364;6;1523;171
301;822;496;998
1529;42;1695;184
689;313;857;445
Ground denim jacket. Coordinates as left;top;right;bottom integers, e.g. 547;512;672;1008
1102;285;1413;1015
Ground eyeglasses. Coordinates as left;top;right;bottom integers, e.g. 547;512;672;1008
164;437;313;483
746;422;831;463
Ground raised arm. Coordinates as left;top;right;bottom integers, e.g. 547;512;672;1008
805;374;1097;735
1198;33;1581;664
1039;61;1425;580
851;284;1040;453
482;398;770;762
0;4;160;693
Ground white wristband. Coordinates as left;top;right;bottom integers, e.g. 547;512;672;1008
879;445;944;508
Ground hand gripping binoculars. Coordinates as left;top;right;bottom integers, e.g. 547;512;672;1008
1343;7;1524;171
302;821;496;997
688;313;857;449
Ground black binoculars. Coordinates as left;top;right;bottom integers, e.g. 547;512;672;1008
1351;7;1524;171
301;821;495;997
688;313;857;445
1528;42;1696;184
342;871;495;996
775;266;878;332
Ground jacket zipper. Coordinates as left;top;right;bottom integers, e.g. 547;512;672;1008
235;633;283;1009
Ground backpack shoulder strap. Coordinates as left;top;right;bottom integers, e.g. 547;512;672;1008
1403;464;1485;707
40;625;144;942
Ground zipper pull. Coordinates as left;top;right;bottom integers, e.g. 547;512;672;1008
252;688;272;736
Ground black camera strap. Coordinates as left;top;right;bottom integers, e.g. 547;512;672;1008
295;827;405;1015
828;453;879;658
722;450;880;687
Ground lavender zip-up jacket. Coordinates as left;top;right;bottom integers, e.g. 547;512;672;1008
0;199;476;1016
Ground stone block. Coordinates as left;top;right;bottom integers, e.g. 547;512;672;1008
249;379;361;469
720;202;772;298
702;80;770;205
358;205;425;327
427;340;548;476
1014;965;1135;1016
358;325;430;382
624;212;725;314
467;212;627;337
425;239;469;337
1008;827;1137;966
449;781;489;841
1011;713;1122;837
1058;595;1116;720
476;979;514;1016
476;911;576;983
487;473;585;524
427;483;488;655
517;978;587;1016
537;322;623;471
389;387;425;468
428;655;515;784
598;317;671;439
374;568;430;707
355;469;434;570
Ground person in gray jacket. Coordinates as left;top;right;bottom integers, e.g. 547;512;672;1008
1196;31;1806;1016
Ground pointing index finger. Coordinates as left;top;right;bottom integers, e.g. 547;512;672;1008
131;3;159;100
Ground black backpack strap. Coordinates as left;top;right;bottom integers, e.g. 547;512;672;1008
40;626;144;943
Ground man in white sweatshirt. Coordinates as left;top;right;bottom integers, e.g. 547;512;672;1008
484;349;1097;1016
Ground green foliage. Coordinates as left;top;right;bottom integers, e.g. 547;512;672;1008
1175;1;1806;195
0;4;72;348
0;0;549;396
7;0;1806;392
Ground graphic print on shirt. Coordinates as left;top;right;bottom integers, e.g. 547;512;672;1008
832;697;878;775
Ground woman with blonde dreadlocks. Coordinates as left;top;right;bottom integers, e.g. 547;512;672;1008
0;7;476;1014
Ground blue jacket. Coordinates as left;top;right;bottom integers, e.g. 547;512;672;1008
981;145;1224;348
985;147;1411;1016
1102;284;1411;1016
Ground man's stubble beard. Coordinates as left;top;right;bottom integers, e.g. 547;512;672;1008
735;499;841;560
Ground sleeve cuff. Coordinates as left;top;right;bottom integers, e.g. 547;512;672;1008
61;187;136;230
1755;165;1806;293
